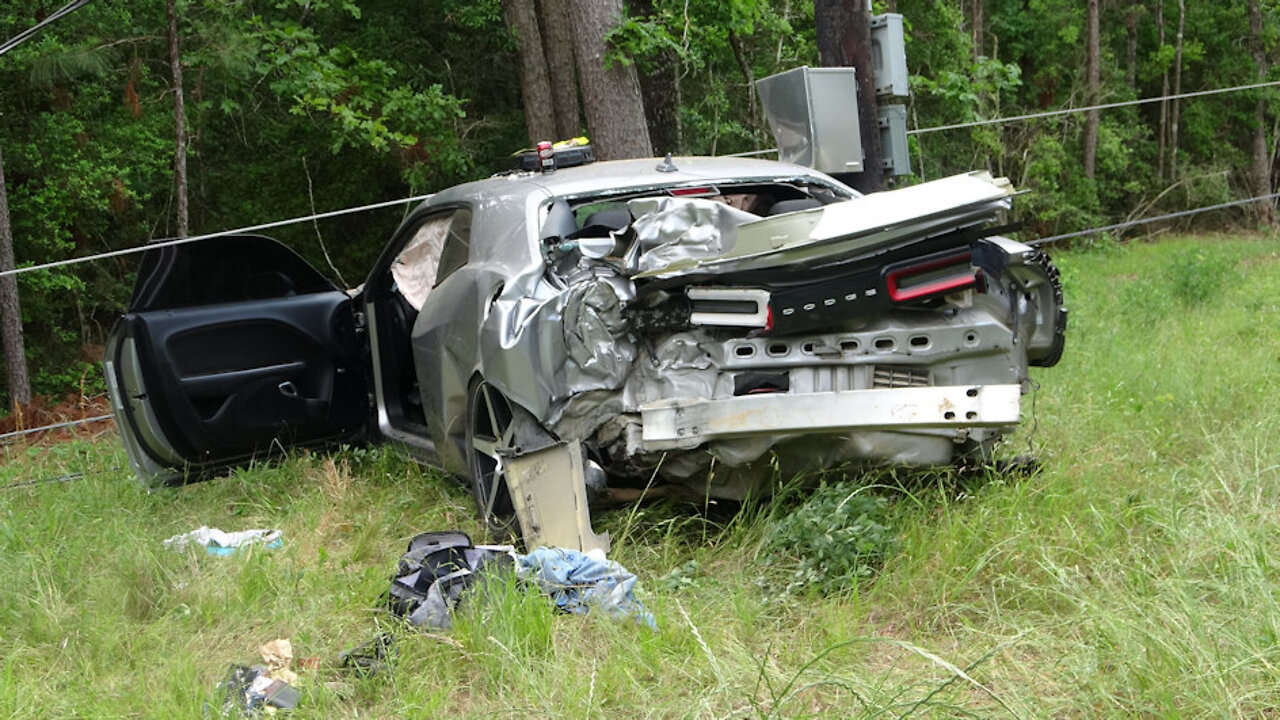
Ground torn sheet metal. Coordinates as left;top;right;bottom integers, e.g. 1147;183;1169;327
503;441;610;554
561;280;634;385
626;197;759;273
634;172;1014;279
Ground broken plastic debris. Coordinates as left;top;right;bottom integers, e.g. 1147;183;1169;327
339;633;395;677
162;526;283;555
503;441;610;554
213;664;300;718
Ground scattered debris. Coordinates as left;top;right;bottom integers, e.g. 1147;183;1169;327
259;638;297;686
339;633;395;677
382;530;654;631
386;531;515;630
163;527;283;555
212;664;300;718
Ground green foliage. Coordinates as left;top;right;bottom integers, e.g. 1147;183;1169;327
0;0;1279;406
1167;246;1234;306
763;481;897;595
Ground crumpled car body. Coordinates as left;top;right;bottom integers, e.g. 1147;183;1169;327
105;156;1064;521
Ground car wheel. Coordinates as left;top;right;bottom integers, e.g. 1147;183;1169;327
465;379;519;539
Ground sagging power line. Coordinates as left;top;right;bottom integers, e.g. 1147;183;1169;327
730;79;1280;151
1;79;1275;282
0;187;1269;445
0;193;433;280
0;0;95;57
1031;191;1280;245
908;79;1280;135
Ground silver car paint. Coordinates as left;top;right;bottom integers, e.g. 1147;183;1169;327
396;157;1060;498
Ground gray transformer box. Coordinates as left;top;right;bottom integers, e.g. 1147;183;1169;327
871;14;909;98
755;66;863;174
878;104;911;176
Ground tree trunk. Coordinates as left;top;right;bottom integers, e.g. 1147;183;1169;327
1157;0;1168;180
1168;0;1185;181
972;0;984;59
728;30;760;137
637;49;681;155
1125;5;1139;91
0;146;31;408
815;0;883;193
1249;0;1274;224
632;0;682;155
566;0;652;160
1083;0;1101;179
537;0;582;139
504;0;557;145
167;0;189;238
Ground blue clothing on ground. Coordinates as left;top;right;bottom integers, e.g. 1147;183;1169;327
516;547;657;630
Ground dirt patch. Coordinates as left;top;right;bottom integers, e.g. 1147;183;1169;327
0;394;115;445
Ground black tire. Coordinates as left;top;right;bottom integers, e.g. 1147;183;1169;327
465;379;520;539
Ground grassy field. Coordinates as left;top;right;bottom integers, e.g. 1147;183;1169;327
2;234;1279;718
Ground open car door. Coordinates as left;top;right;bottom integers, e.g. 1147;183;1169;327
104;234;370;486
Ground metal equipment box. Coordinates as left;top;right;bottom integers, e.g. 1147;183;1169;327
878;103;911;176
871;13;910;98
756;66;863;174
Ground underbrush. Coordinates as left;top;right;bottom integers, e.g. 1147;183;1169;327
1;233;1278;716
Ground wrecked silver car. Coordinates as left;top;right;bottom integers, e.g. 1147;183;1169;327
105;154;1064;540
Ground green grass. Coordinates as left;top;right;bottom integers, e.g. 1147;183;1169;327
2;233;1279;717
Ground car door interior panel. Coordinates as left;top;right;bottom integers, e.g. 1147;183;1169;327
111;234;368;473
124;296;366;459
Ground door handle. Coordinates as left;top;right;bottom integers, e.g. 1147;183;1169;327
278;381;299;399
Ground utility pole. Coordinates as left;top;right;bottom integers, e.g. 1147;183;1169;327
814;0;883;193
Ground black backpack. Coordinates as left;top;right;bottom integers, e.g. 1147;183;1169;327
386;531;514;629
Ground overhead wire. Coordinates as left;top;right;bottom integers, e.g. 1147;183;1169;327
0;193;433;279
0;79;1272;280
1030;192;1280;245
907;79;1280;135
727;79;1280;148
2;168;1276;445
0;0;95;57
0;413;114;443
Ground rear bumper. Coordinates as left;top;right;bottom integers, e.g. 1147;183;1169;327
638;383;1022;451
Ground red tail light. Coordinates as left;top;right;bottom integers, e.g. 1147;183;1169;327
885;252;977;302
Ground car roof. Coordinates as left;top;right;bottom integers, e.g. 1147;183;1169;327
422;156;855;210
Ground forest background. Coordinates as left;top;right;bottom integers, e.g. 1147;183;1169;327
0;0;1275;410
